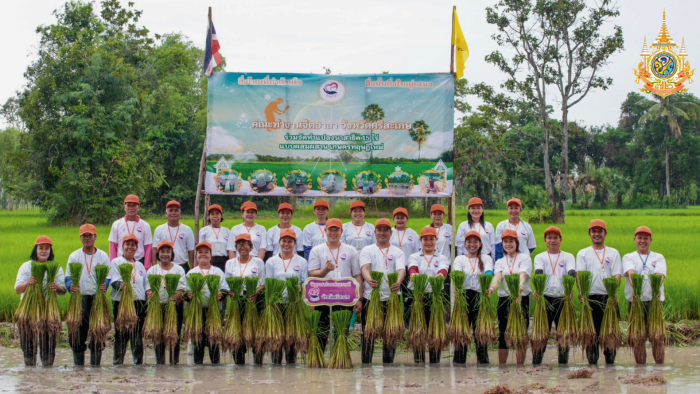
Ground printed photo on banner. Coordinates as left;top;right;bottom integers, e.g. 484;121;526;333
248;169;277;194
284;170;311;194
318;170;346;194
419;169;446;194
353;171;381;195
385;166;414;196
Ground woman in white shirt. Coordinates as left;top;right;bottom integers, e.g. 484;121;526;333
225;233;266;365
265;229;308;364
199;204;231;271
488;229;532;365
302;200;329;260
341;200;376;252
267;203;304;259
456;197;496;259
452;230;494;365
227;201;268;260
495;197;536;260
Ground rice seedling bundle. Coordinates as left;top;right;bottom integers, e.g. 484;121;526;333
599;277;622;352
328;309;353;369
15;262;47;344
242;277;261;350
204;275;223;346
577;271;596;349
43;262;62;346
504;274;528;350
183;273;205;345
649;274;666;363
306;310;326;368
143;274;163;345
162;274;182;349
259;278;286;352
628;274;648;362
65;262;84;339
364;271;386;342
223;277;244;352
284;277;309;353
475;274;497;346
448;271;472;347
427;276;448;351
384;272;404;347
556;275;578;348
529;274;549;352
115;263;138;333
407;274;429;351
88;265;112;345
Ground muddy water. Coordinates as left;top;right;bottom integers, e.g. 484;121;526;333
0;346;697;393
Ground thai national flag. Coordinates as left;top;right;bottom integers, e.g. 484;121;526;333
204;20;223;76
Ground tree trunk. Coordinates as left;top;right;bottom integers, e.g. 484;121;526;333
571;184;577;204
665;142;671;200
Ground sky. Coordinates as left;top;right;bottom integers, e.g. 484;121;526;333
2;0;699;129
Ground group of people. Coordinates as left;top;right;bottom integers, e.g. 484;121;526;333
15;195;666;367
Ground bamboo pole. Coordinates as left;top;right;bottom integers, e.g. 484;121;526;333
194;136;207;251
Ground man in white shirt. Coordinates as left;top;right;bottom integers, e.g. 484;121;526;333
108;194;153;268
360;218;405;365
303;200;329;260
576;219;622;365
153;200;195;273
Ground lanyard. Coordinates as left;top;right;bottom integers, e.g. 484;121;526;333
593;247;607;270
244;224;255;234
168;225;181;243
282;256;293;272
637;252;650;272
423;254;435;271
201;268;210;277
353;223;365;239
434;225;443;238
159;264;173;286
316;223;326;238
468;256;479;276
326;243;340;269
378;247;390;269
471;222;482;233
508;220;521;233
238;256;251;278
212;226;221;240
125;217;136;235
547;253;561;275
396;229;407;247
506;254;518;275
84;251;95;278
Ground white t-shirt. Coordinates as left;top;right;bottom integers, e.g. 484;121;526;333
424;224;453;258
456;221;497;259
340;222;377;252
153;223;195;266
622;251;667;302
226;223;268;258
302;222;328;248
576;246;623;296
199;225;232;257
224;257;266;290
66;248;111;295
108;216;153;261
453;254;495;292
267;225;304;255
265;254;309;302
15;261;65;300
108;257;148;301
407;252;450;292
533;251;576;297
494;253;533;297
146;264;188;304
185;266;230;308
359;244;406;301
495;219;536;255
390;228;421;261
308;242;361;279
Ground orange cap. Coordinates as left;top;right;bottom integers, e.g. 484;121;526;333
35;235;53;246
123;234;140;245
393;207;408;218
430;204;445;214
464;230;482;241
589;219;607;230
279;228;297;239
195;241;212;251
635;226;652;236
420;227;438;238
325;218;342;229
235;233;252;243
375;218;392;228
507;197;522;207
278;202;294;212
208;204;223;213
79;224;97;236
544;226;562;237
468;197;484;207
350;201;366;211
166;200;181;209
124;194;140;204
314;200;329;208
501;229;518;241
240;201;258;212
156;240;173;251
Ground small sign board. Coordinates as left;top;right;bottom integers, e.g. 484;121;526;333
302;277;360;307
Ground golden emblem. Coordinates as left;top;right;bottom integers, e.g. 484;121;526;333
634;11;694;98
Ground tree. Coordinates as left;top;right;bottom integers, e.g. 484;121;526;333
361;104;385;163
481;0;624;223
637;94;699;199
408;120;431;160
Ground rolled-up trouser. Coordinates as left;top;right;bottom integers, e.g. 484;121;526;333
69;295;104;366
453;289;489;364
361;299;396;364
531;296;569;365
497;295;530;350
586;294;616;365
154;301;184;365
113;299;147;365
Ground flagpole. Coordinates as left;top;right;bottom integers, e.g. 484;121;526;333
195;6;213;254
450;6;456;76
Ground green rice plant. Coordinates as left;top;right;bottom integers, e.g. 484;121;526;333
599;277;622;352
529;274;549;352
448;271;471;347
284;277;309;353
306;310;326;368
577;271;596;348
628;273;647;362
364;271;385;342
65;262;84;340
556;276;578;348
328;310;353;369
143;274;163;345
204;275;223;346
475;274;497;346
223;277;244;352
242;277;261;350
183;273;205;345
384;272;404;347
162;274;182;349
504;274;528;350
43;262;62;344
407;274;429;352
259;278;286;352
649;274;666;363
115;263;138;333
88;265;112;345
427;276;448;351
15;262;47;344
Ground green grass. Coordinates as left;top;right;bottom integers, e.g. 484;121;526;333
1;207;697;322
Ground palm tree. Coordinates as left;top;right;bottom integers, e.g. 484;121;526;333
637;94;699;199
361;104;385;164
408;120;431;160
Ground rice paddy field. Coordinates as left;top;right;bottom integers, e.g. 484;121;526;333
1;206;698;323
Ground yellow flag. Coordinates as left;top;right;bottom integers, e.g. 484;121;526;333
452;8;469;79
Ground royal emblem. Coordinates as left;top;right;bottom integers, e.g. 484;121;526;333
634;12;694;98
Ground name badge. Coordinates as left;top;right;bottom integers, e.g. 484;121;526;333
214;242;222;253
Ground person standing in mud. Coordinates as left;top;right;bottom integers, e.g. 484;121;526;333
65;225;111;366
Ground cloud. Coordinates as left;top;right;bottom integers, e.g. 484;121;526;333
233;152;257;162
207;126;243;155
